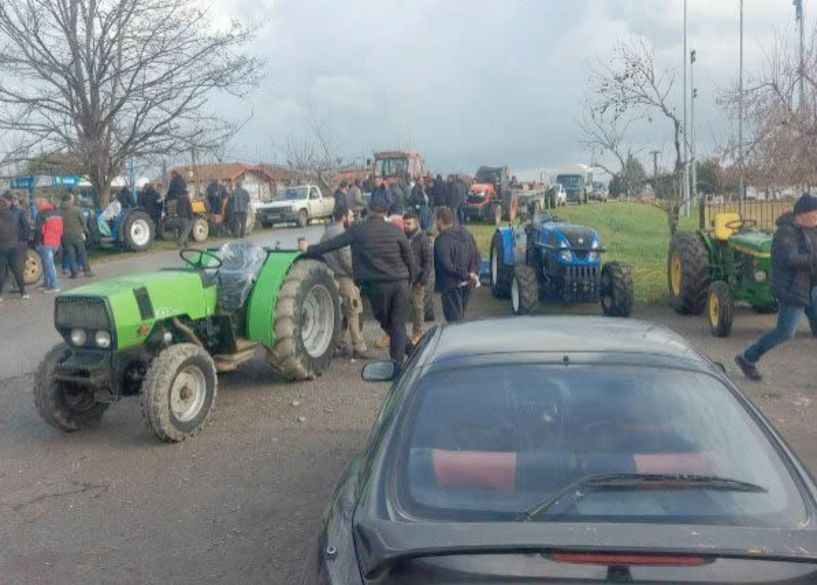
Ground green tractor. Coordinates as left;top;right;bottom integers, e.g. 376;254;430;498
668;212;776;337
34;241;341;442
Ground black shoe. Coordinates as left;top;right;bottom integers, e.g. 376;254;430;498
735;354;762;381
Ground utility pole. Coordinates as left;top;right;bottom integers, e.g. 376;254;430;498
682;0;691;216
795;0;806;111
690;49;698;201
651;150;660;179
738;0;745;204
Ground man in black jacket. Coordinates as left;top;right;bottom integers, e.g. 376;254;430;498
299;198;418;363
138;182;162;228
0;192;28;300
404;211;433;344
59;193;93;278
736;193;817;380
434;206;481;323
167;170;187;202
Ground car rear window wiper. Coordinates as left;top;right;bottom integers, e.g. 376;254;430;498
522;473;767;521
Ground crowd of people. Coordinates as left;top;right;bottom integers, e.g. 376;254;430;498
300;188;481;366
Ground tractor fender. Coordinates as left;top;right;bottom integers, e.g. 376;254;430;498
496;226;517;267
511;226;528;266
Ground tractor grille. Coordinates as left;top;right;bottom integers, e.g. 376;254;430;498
55;296;112;331
564;265;600;303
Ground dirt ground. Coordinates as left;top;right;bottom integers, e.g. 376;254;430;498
1;263;816;584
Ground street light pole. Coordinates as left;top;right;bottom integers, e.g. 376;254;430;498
796;0;806;110
682;0;691;216
738;0;745;204
690;49;698;202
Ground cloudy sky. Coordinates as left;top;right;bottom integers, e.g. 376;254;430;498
209;0;801;179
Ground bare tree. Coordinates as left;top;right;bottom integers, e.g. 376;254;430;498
282;118;348;195
0;0;261;205
584;39;690;233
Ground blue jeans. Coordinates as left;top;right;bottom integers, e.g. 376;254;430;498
37;245;59;290
743;287;817;363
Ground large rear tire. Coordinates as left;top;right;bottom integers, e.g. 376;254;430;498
600;261;634;318
192;217;209;243
141;343;217;442
490;231;512;298
34;343;109;432
267;260;341;381
707;281;734;338
24;249;43;285
668;232;710;315
122;210;154;252
511;265;540;315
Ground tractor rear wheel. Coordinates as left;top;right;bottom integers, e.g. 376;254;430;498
192;217;209;243
24;249;43;285
707;281;734;338
490;231;512;298
511;265;539;315
600;261;634;318
122;210;154;251
668;232;710;315
267;259;341;381
34;343;109;432
141;343;217;442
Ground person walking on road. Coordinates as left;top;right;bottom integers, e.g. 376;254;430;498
736;193;817;381
346;179;366;217
175;187;194;248
230;181;251;238
299;197;418;364
434;206;481;323
0;193;28;300
59;193;93;279
321;205;369;359
404;211;433;344
34;198;64;293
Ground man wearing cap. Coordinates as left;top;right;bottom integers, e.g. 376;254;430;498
298;197;418;364
735;193;817;380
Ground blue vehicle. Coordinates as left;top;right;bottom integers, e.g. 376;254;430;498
82;203;154;252
489;212;633;316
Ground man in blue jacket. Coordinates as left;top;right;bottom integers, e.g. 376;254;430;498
736;193;817;380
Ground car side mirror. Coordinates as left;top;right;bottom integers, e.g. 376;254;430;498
361;361;397;382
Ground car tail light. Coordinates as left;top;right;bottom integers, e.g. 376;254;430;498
549;552;708;566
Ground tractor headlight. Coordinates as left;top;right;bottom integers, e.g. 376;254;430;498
754;270;767;283
559;250;573;263
70;329;87;347
95;330;112;349
589;251;600;262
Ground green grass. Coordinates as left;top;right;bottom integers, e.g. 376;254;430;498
467;202;699;306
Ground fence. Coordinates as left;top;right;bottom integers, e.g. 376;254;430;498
702;199;794;232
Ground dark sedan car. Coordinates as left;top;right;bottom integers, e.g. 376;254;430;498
307;317;817;584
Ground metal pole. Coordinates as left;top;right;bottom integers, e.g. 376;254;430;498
796;0;806;111
683;0;689;198
690;50;698;202
738;0;745;204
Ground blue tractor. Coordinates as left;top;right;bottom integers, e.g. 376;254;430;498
489;212;634;316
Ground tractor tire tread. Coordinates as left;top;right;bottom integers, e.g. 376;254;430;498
601;261;634;318
668;232;710;315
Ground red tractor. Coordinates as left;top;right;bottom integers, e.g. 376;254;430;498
463;166;518;225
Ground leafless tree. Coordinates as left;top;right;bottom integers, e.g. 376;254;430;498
282;118;348;195
584;38;690;233
0;0;261;205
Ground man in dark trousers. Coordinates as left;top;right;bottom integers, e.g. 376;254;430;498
166;170;187;202
434;206;481;323
0;192;28;300
445;175;465;224
59;193;93;278
736;193;817;380
299;197;418;364
138;182;162;228
230;181;251;238
404;211;433;344
176;186;194;248
430;174;447;210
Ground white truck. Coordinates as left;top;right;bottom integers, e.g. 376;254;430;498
554;164;593;205
255;184;335;228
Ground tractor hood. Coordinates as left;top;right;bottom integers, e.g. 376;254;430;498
56;270;218;351
729;230;773;257
541;222;600;250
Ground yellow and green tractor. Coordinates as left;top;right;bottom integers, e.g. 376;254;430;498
668;212;775;337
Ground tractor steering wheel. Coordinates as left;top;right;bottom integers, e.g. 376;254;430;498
180;248;223;270
725;218;757;231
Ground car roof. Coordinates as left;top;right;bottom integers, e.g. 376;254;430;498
424;317;703;369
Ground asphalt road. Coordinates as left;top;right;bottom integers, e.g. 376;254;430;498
2;234;817;584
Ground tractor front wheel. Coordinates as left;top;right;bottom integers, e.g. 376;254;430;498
490;231;512;298
267;259;341;381
24;249;43;285
192;217;209;243
707;281;734;338
668;232;710;315
511;265;540;315
34;343;109;432
140;343;217;442
600;261;634;318
122;210;154;251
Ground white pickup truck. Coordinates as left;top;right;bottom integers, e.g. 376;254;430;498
256;184;334;228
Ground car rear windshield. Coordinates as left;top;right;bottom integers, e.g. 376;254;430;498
277;187;307;200
398;365;808;527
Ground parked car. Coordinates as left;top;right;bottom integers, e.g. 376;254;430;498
308;316;817;584
256;185;333;228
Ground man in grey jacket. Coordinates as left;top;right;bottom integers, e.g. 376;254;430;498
230;181;251;238
321;204;368;358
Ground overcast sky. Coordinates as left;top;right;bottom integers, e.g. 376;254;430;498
208;0;802;179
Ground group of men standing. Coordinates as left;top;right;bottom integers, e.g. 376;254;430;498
300;193;481;366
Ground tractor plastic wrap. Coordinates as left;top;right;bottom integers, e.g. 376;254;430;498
217;241;268;312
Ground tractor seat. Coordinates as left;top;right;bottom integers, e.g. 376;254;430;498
713;212;741;241
217;241;268;312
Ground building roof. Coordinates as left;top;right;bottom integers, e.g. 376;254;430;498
170;162;285;184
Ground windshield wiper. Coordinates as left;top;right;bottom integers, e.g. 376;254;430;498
522;473;767;521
